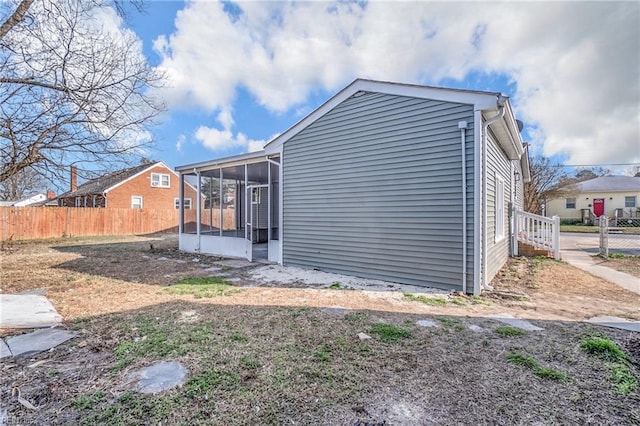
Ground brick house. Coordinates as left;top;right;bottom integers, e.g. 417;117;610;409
57;162;197;210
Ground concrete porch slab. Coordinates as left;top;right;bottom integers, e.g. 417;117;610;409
215;259;254;269
0;295;62;329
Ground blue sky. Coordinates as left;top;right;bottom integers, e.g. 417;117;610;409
122;1;638;174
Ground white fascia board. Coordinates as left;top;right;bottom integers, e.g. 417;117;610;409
175;151;267;173
104;162;173;194
265;79;500;152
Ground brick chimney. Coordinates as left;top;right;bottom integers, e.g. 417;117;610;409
46;189;56;199
70;166;78;192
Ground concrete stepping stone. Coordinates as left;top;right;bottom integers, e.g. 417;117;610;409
490;314;544;331
0;340;11;358
2;328;77;358
416;319;439;328
322;307;350;315
467;324;485;333
586;316;640;332
126;361;187;394
0;295;62;329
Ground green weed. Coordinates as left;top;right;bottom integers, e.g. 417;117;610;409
313;345;332;362
368;323;411;342
165;276;242;298
328;282;342;289
507;353;568;382
451;297;467;306
580;337;629;363
437;317;464;332
240;356;260;369
611;363;638;395
581;336;637;395
495;325;527;337
403;293;447;306
73;391;106;409
228;332;248;343
184;369;240;398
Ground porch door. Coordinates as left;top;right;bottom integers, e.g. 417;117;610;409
593;198;605;217
245;185;269;261
245;186;255;261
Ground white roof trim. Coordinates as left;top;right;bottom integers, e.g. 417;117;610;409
104;161;177;193
175;150;267;173
265;78;501;154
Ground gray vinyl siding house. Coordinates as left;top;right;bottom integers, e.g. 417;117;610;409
176;79;530;295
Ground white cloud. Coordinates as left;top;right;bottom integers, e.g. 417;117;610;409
154;1;639;166
176;134;186;152
194;126;265;153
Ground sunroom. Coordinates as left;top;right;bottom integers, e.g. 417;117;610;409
176;151;281;263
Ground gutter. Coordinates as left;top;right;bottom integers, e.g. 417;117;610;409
481;97;506;291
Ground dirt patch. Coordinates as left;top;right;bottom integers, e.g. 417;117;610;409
594;256;640;278
488;257;640;321
2;236;639;330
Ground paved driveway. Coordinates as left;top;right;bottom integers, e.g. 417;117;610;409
560;232;640;256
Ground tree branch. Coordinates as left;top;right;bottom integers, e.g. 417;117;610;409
0;0;34;40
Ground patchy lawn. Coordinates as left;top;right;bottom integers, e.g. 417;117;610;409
1;235;639;424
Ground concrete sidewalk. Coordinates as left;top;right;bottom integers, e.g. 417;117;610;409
561;248;639;295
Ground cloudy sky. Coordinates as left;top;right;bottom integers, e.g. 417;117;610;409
126;1;639;173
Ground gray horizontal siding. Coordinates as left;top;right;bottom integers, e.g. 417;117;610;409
283;92;475;291
486;131;512;285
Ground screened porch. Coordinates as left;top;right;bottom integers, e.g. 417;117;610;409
176;152;281;263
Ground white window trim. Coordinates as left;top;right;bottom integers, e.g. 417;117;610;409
495;173;505;243
75;197;81;207
565;197;576;209
131;195;143;209
625;196;637;208
175;197;192;210
151;173;170;188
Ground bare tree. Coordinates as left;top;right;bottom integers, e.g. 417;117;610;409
523;155;567;214
0;0;164;186
0;167;44;200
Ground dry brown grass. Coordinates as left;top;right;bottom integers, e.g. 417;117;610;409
1;236;639;424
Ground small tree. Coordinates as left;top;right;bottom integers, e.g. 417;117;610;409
0;0;164;186
0;167;44;200
523;155;567;215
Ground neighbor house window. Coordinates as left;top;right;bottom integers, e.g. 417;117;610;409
131;196;143;209
75;197;81;207
174;198;192;209
565;198;576;209
151;173;170;188
625;196;637;208
495;174;505;241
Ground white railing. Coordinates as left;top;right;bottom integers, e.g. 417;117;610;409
512;209;560;260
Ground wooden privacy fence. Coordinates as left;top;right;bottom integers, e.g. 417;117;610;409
0;207;222;241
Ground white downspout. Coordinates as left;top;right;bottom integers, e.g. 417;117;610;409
458;121;468;294
481;99;506;291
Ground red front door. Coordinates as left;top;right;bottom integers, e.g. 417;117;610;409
593;198;605;217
